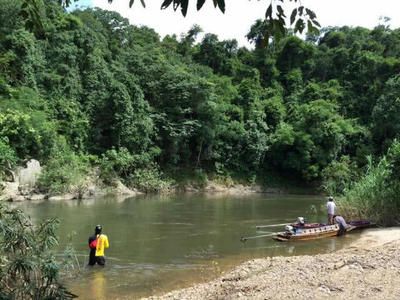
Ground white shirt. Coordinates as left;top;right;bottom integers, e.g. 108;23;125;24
327;201;336;215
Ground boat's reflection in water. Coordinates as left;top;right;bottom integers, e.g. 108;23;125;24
283;232;361;256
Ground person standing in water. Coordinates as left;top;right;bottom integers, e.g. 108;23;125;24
88;225;109;266
326;196;336;225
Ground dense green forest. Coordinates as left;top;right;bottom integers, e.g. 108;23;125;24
1;1;400;221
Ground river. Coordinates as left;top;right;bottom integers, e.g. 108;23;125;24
16;193;363;299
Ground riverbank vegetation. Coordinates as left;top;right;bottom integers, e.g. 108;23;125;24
0;1;400;222
339;141;400;225
0;203;76;299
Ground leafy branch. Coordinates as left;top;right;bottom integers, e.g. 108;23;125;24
20;0;319;44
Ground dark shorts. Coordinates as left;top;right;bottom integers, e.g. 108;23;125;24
337;224;346;236
88;255;106;266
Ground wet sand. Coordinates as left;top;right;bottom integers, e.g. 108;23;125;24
145;228;400;299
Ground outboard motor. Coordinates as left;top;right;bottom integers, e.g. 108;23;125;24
285;225;294;233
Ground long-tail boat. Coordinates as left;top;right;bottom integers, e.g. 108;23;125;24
272;220;373;242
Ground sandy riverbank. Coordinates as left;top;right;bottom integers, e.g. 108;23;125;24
145;228;400;300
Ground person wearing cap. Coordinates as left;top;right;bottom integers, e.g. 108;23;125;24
326;196;336;225
88;225;109;266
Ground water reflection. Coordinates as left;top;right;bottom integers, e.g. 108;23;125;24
88;270;106;300
278;236;350;256
327;238;337;252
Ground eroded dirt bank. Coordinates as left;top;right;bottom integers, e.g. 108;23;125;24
145;228;400;300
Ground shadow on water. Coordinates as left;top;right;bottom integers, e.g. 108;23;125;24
16;193;361;299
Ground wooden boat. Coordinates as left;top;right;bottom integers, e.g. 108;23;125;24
272;220;373;242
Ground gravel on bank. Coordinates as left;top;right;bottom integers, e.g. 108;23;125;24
145;228;400;300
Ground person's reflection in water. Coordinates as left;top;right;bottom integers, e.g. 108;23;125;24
89;270;107;300
286;245;295;254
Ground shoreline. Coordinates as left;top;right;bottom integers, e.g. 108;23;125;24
1;159;318;202
145;228;400;300
1;180;318;202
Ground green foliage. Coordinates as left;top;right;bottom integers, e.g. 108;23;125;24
321;156;358;195
61;231;82;275
270;100;361;180
38;138;90;195
386;140;400;183
213;174;235;187
192;168;208;187
0;109;56;160
50;97;89;152
341;141;400;225
99;147;171;192
262;95;286;129
0;137;17;180
0;87;57;160
99;147;138;183
127;166;172;193
99;147;155;179
276;36;315;74
372;75;400;151
195;34;238;76
3;28;44;86
0;203;76;299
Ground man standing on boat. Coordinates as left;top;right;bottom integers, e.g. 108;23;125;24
326;196;336;224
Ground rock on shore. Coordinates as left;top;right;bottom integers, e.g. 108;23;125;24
146;229;400;300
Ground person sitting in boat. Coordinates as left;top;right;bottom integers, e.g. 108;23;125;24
326;196;336;225
333;215;348;236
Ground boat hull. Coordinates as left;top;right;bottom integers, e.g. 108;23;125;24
272;220;373;242
273;224;345;242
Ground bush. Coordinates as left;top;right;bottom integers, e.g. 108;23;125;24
0;137;17;180
0;203;76;299
340;141;400;225
213;174;235;187
98;147;169;192
98;147;136;184
38;138;90;195
127;166;172;193
321;156;359;195
193;168;208;188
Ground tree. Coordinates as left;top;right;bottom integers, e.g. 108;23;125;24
247;19;270;49
269;100;360;180
178;24;202;57
372;75;400;151
0;87;57;160
0;203;77;299
195;33;236;75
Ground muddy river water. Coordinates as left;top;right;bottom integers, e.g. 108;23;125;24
17;193;364;299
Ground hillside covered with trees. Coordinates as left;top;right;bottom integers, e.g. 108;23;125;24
1;0;400;222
